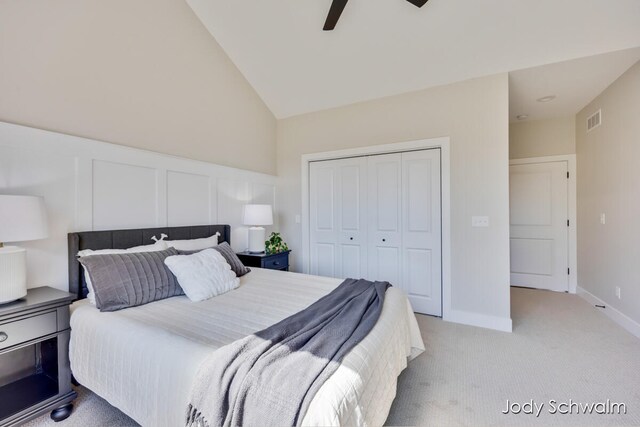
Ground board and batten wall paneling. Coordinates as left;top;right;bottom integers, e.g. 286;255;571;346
93;160;160;230
167;171;214;227
0;121;277;292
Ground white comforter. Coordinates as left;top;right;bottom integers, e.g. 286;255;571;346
69;268;424;426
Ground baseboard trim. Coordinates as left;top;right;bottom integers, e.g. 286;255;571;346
445;310;512;333
577;286;640;339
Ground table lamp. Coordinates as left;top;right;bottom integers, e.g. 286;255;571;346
0;195;49;304
243;204;273;253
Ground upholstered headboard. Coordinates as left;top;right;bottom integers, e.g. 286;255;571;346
67;224;231;300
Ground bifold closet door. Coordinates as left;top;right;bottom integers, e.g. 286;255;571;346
401;149;442;316
367;154;403;286
310;149;442;317
309;157;368;279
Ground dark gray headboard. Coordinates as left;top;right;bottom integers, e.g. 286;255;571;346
68;224;231;300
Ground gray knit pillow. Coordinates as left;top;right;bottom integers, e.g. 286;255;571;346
214;242;251;277
177;242;250;277
79;248;182;312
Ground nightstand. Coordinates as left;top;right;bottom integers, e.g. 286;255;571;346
0;287;77;426
236;250;291;271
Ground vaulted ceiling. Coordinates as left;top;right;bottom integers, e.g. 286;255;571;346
509;47;640;123
187;0;640;118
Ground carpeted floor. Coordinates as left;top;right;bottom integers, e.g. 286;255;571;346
25;287;640;426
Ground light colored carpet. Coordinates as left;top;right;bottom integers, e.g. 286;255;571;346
25;287;640;426
386;287;640;426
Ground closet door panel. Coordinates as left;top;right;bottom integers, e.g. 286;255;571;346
340;244;363;279
315;243;336;278
310;157;367;279
406;248;432;296
402;149;442;316
339;164;361;231
375;246;401;285
367;154;402;284
310;162;338;277
374;161;401;235
337;158;368;279
337;157;367;279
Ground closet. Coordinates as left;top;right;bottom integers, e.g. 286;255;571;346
309;149;442;316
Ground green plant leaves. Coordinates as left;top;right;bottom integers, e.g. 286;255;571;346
265;232;289;255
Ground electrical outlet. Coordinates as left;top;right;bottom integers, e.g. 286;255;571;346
600;213;606;225
615;286;621;299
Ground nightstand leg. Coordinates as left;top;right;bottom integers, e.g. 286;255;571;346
50;403;74;422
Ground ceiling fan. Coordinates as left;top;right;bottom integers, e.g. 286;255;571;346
323;0;429;31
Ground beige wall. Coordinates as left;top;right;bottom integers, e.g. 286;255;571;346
0;0;277;175
278;73;512;322
576;60;640;325
509;117;576;159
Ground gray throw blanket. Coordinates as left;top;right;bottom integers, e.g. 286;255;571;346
185;278;390;427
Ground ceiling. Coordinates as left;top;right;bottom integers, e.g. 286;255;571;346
509;47;640;123
186;0;640;118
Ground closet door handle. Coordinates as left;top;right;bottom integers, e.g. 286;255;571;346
0;332;7;343
382;238;386;242
349;237;354;241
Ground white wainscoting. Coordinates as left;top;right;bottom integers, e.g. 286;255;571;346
0;121;277;292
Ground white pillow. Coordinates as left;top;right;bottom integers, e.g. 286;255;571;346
164;249;239;302
78;241;168;305
164;233;220;251
77;240;168;257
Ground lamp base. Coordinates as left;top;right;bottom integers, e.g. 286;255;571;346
0;246;27;304
248;227;266;253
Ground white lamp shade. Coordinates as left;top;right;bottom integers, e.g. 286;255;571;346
242;204;273;226
0;195;49;243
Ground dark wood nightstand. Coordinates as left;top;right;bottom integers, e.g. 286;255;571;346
0;287;77;426
236;250;291;271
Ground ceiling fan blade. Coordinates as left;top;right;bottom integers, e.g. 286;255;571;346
323;0;349;31
405;0;429;7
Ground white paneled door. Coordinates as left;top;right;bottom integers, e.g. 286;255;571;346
310;157;368;279
309;149;442;316
401;150;442;315
510;161;569;292
367;153;403;287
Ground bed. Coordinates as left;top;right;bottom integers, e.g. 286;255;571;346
67;225;425;426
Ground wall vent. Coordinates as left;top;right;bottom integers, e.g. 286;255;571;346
587;109;601;132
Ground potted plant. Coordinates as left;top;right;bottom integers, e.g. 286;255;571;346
265;232;289;255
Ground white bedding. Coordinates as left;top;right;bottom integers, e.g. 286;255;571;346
69;268;424;426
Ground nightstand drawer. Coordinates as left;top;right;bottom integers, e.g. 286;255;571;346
0;311;57;350
263;253;289;270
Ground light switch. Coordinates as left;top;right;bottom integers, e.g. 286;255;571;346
295;214;301;224
472;216;490;227
600;213;606;225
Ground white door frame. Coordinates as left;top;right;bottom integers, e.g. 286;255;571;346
509;154;577;294
301;137;451;319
